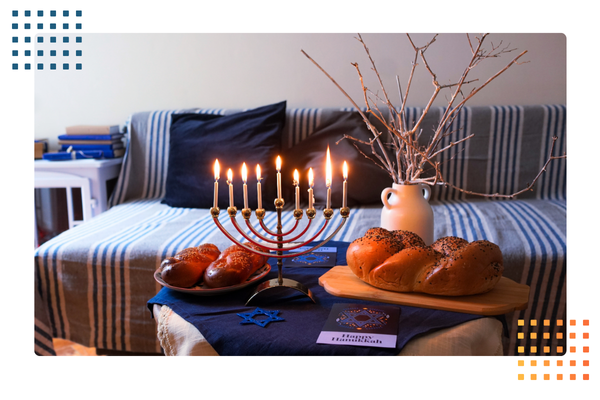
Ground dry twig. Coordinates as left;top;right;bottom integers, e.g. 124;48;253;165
301;33;566;198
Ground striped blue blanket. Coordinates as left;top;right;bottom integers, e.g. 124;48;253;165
34;105;566;356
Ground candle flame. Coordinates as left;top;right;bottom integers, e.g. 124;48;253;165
276;156;282;172
241;162;247;183
343;161;348;180
293;169;299;186
256;164;262;181
227;168;233;184
214;159;220;180
326;146;332;188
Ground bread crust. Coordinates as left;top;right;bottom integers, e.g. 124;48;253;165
203;244;268;288
160;246;216;288
160;243;269;289
347;229;504;296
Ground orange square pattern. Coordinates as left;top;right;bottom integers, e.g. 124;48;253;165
515;319;591;381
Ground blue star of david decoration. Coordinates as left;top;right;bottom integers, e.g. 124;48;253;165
237;307;285;327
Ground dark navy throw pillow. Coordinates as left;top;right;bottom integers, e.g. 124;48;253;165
162;101;286;210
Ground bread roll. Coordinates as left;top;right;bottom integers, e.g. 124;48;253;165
203;244;268;288
346;228;503;296
160;244;221;288
196;243;221;261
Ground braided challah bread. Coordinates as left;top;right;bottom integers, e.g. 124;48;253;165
346;228;503;296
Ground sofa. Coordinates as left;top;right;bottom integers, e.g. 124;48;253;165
34;101;566;356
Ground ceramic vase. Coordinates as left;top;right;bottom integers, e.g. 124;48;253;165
380;183;434;245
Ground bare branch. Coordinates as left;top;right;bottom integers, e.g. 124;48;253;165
302;34;565;199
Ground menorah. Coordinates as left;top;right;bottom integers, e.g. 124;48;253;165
210;148;350;305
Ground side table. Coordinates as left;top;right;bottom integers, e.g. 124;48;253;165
34;158;123;246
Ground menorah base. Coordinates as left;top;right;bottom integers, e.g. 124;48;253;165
246;277;316;305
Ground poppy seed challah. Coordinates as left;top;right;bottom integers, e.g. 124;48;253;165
346;228;503;296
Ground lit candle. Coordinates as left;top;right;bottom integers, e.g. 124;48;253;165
342;161;348;209
308;168;314;209
241;162;248;209
256;164;262;209
227;168;234;208
326;146;332;209
276;156;282;200
213;159;220;208
293;169;300;210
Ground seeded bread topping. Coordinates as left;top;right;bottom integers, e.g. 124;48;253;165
346;228;504;296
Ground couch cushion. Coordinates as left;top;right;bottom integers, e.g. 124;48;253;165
161;101;286;210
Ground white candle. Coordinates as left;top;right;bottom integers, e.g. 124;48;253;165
256;164;262;209
276;156;282;200
342;161;348;208
293;169;300;210
213;160;220;208
241;163;248;209
308;168;314;209
326;146;332;209
227;169;234;208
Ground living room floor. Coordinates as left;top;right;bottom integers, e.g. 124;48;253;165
52;339;99;356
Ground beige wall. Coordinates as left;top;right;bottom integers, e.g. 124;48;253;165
34;33;566;149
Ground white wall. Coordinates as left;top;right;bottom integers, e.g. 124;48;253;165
34;33;566;148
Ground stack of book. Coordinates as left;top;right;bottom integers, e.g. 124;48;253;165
58;125;125;159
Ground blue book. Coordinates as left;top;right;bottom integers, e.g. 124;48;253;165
58;133;124;141
43;150;104;161
60;143;124;151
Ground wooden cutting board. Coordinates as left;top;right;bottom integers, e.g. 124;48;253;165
319;266;529;316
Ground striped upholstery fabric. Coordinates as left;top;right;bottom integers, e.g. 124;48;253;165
35;105;566;356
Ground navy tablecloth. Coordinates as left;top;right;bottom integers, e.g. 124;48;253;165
147;241;486;355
